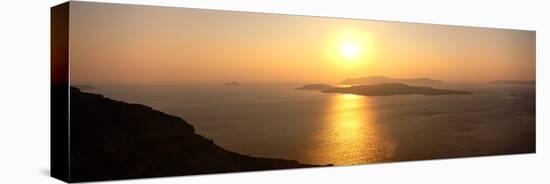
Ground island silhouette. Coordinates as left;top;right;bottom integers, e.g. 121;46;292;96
340;76;444;85
489;80;535;85
224;81;240;86
296;76;470;96
295;84;334;90
322;83;471;96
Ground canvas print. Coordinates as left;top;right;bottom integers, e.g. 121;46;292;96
51;1;536;182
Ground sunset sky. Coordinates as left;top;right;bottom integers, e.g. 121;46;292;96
69;2;535;84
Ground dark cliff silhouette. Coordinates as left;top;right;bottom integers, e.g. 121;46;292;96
72;84;96;90
323;83;471;96
340;76;444;85
69;87;316;182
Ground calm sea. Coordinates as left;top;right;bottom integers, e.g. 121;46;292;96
84;82;535;165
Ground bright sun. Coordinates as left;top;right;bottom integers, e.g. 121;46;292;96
340;41;361;60
327;29;373;65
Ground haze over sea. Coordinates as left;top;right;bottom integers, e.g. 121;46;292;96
86;82;535;165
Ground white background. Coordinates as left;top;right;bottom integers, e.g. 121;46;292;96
0;0;548;183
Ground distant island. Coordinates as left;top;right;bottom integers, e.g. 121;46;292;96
296;84;333;91
224;81;240;86
489;80;535;85
322;83;471;96
69;87;317;182
340;76;444;85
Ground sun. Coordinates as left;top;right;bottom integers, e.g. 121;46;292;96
325;29;374;66
340;41;361;60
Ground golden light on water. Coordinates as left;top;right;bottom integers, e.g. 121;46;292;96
308;94;395;165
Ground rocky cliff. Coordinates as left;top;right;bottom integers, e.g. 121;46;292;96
69;87;316;182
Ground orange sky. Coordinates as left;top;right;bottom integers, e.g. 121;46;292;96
69;2;535;84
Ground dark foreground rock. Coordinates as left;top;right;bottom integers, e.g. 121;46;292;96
72;84;96;90
69;87;316;182
322;83;471;96
295;84;333;90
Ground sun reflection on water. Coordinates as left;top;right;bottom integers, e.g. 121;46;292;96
308;94;395;165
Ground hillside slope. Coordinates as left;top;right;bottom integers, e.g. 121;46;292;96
69;87;316;182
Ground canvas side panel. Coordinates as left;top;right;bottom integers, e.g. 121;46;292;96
51;2;70;182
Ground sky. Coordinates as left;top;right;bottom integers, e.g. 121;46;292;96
69;2;536;84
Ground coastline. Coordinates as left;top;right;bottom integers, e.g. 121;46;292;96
69;87;320;182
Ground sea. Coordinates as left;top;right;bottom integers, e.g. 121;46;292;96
83;82;535;166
